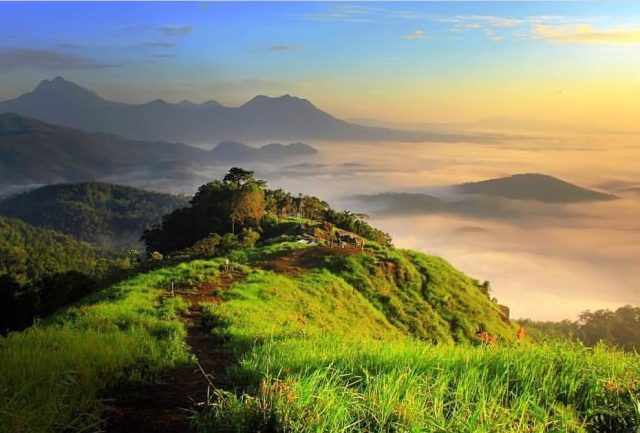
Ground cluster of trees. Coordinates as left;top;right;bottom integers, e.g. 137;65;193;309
142;168;265;254
265;189;391;245
0;182;187;249
520;305;640;351
144;168;391;255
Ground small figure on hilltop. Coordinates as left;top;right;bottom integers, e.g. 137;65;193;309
516;326;526;341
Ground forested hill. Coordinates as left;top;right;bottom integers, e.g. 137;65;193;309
0;182;188;248
0;215;103;283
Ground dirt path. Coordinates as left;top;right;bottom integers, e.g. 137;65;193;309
254;245;363;276
103;270;243;433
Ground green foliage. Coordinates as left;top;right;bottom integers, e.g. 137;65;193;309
578;305;640;350
142;170;265;254
0;215;105;283
323;248;515;343
0;182;187;248
521;306;640;351
199;339;640;433
0;260;224;433
189;243;640;433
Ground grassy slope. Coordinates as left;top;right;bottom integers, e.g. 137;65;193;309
1;241;639;433
195;243;640;433
0;260;224;433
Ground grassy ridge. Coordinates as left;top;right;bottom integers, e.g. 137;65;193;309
0;260;224;433
193;244;640;432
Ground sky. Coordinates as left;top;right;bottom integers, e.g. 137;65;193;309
2;1;640;130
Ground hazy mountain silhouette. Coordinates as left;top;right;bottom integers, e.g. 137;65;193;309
457;173;617;203
353;192;447;215
210;140;317;161
0;113;319;191
352;173;615;220
0;77;479;144
0;112;207;187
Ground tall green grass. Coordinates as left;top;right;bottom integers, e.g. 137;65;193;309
195;262;640;433
0;259;223;433
207;338;639;433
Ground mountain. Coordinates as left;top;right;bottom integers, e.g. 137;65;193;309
210;140;317;161
458;173;618;203
0;113;320;192
0;182;188;248
0;77;470;144
353;192;447;215
0;112;208;189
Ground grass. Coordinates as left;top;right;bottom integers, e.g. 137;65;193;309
193;244;640;433
0;259;224;433
3;238;639;433
213;339;639;433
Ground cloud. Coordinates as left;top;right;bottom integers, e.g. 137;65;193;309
484;29;504;43
266;44;301;52
0;48;110;70
129;42;176;50
403;30;430;41
159;25;193;36
295;5;377;23
533;23;640;44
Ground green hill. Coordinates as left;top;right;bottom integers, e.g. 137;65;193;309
0;215;103;283
1;170;638;433
0;182;188;248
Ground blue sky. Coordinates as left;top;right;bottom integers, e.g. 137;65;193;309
1;2;640;126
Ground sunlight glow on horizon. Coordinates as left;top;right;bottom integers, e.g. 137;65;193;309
1;1;640;131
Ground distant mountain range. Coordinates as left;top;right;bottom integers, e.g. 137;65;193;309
353;173;618;219
0;113;318;191
0;77;469;144
0;182;188;248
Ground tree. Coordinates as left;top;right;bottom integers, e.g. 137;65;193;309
223;167;255;188
230;184;265;234
142;169;266;254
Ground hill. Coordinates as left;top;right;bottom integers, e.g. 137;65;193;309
0;77;474;144
0;215;103;283
209;140;317;161
458;173;618;203
0;112;207;189
0;113;321;192
0;182;188;248
1;170;637;433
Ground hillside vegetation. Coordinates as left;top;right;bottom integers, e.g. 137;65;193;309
0;182;188;248
1;169;638;433
0;215;103;283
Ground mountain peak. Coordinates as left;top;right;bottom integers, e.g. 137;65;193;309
458;173;618;203
241;94;315;110
32;77;103;102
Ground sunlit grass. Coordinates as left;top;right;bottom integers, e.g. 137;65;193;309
0;259;224;433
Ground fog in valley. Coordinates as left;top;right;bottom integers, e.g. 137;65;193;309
187;133;638;321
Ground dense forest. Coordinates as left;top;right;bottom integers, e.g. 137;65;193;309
0;215;114;333
0;182;187;248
